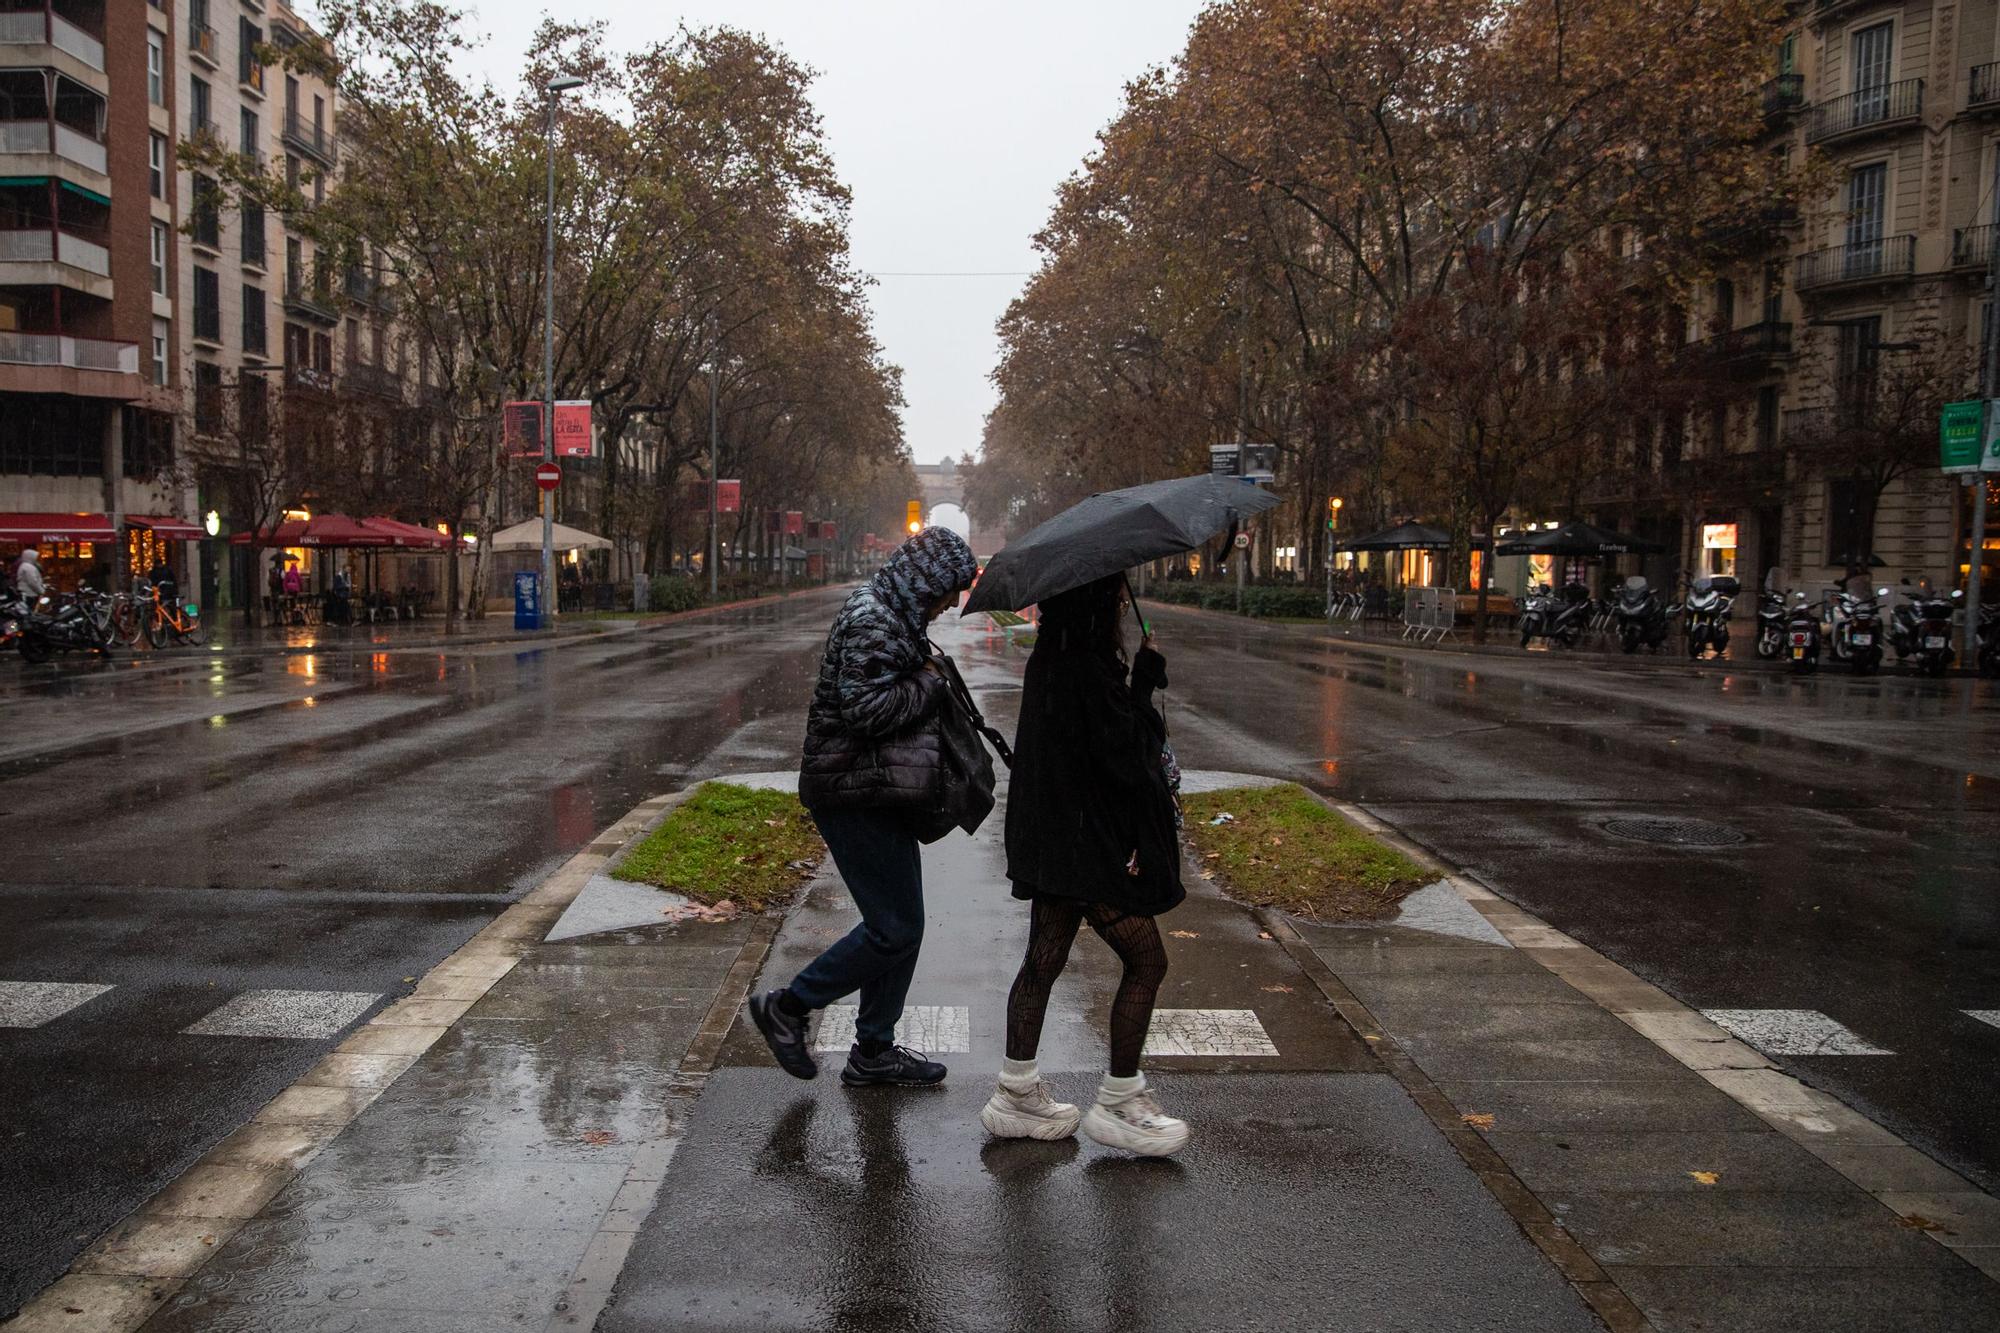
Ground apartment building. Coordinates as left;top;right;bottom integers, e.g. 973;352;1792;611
1678;0;2000;598
0;0;190;593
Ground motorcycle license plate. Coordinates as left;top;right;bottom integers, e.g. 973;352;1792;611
1925;636;1947;649
1789;632;1810;647
1791;646;1804;659
1850;633;1871;646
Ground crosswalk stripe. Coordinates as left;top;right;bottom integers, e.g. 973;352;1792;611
182;989;380;1039
1701;1008;1892;1056
1965;1010;2000;1031
815;1005;970;1053
1143;1008;1280;1057
0;981;113;1028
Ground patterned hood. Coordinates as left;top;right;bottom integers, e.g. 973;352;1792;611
871;526;978;633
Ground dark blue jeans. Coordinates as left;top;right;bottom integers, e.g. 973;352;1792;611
787;808;925;1046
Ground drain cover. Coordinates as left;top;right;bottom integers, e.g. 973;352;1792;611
1599;816;1746;848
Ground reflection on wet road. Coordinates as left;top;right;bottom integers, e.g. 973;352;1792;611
1136;606;2000;1191
0;591;847;1317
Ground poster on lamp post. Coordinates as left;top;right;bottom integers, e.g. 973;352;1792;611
552;400;594;458
715;480;741;513
502;402;542;457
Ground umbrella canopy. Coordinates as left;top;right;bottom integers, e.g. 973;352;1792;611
1335;520;1452;552
486;519;612;552
964;474;1280;615
359;517;454;550
1493;520;1663;558
229;514;395;548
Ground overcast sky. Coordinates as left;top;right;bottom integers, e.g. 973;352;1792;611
445;1;1208;463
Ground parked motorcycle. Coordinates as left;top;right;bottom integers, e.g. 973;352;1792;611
1679;574;1738;660
16;589;116;664
1614;575;1670;654
0;582;26;655
1518;582;1592;649
1784;591;1822;674
1908;587;1961;677
1754;588;1786;660
1828;586;1887;675
1980;603;1999;678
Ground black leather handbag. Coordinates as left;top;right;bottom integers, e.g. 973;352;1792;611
918;645;1012;842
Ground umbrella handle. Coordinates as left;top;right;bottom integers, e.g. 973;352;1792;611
1122;571;1150;640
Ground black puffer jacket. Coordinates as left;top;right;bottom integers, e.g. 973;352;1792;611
798;527;979;817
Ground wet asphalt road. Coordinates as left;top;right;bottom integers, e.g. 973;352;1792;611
1138;606;2000;1194
0;594;846;1318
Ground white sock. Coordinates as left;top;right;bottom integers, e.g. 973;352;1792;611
1098;1072;1145;1103
999;1057;1039;1091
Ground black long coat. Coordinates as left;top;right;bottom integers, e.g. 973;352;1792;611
1004;640;1184;915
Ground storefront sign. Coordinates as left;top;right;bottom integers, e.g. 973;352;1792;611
1942;400;1983;473
552;400;593;458
1701;523;1738;550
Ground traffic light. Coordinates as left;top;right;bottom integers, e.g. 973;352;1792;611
1326;496;1344;531
906;500;923;534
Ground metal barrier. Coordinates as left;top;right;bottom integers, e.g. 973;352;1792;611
1401;586;1459;643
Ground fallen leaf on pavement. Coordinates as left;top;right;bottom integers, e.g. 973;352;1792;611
1261;983;1294;994
1898;1214;1946;1231
580;1130;618;1146
1461;1112;1496;1129
1688;1171;1719;1185
1257;930;1273;940
1169;929;1199;939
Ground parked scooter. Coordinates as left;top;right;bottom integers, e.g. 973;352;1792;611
1679;574;1738;660
1613;575;1670;654
1784;590;1822;673
1754;587;1786;660
1828;586;1887;675
1518;582;1592;649
16;588;116;664
1907;586;1961;677
1979;603;1999;678
0;581;26;654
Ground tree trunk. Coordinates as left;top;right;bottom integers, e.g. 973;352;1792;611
445;517;463;635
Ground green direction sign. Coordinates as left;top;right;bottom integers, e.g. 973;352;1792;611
1942;399;1984;473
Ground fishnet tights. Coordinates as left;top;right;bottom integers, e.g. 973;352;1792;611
1004;896;1168;1078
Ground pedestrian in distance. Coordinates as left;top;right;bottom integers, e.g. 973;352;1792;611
13;547;45;602
749;525;981;1088
981;572;1190;1156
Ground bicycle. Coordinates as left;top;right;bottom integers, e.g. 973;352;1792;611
142;580;206;648
108;583;147;647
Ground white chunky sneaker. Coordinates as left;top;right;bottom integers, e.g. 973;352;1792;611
979;1078;1082;1141
1081;1087;1190;1157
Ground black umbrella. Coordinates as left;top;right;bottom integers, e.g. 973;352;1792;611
1492;520;1663;557
1335;520;1451;552
963;474;1280;616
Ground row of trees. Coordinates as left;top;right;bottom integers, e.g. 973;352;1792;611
186;3;915;626
968;0;1961;619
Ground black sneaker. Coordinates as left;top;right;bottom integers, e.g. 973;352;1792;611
841;1044;948;1088
748;990;817;1080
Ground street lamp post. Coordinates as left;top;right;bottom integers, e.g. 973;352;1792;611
541;75;585;625
708;317;719;601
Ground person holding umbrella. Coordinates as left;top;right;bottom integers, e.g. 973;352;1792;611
979;572;1189;1154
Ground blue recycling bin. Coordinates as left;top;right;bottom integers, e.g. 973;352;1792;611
514;570;542;631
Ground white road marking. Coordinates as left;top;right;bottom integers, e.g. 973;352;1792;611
1143;1008;1280;1057
1700;1008;1892;1057
815;1004;971;1053
183;989;381;1039
1964;1010;2000;1031
0;981;113;1028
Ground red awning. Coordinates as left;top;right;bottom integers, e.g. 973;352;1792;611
228;514;397;548
128;514;206;540
359;517;453;550
0;512;117;543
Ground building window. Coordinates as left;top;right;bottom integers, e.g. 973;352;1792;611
190;76;212;136
240;107;258;158
150;323;169;386
148;33;164;104
1836;315;1882;411
193;267;221;343
150;222;169;295
1845;164;1885;252
149;133;167;198
241;201;265;268
191;174;221;250
242;283;266;356
1756;386;1779;451
194;361;223;435
0;398;107;477
239;18;264;89
122;408;176;480
285;153;299;194
1826;478;1874;565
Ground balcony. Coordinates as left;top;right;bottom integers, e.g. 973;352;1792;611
0;226;109;276
1806;79;1923;146
1794;235;1916;292
1952;223;1999;270
1700;319;1794;363
1761;73;1805;119
187;20;218;67
0;118;106;177
0;5;105;72
282;267;339;324
0;330;137;374
346;362;402;401
1971;63;2000;113
285;363;336;395
280;110;336;166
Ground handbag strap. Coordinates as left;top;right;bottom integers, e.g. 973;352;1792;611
925;641;1014;768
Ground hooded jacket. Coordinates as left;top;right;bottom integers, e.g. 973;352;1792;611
13;552;43;601
798;526;979;818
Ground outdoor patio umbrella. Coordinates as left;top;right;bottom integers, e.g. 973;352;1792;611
1492;520;1663;558
485;519;612;552
360;517;454;549
963;473;1279;616
1335;521;1451;552
228;514;395;548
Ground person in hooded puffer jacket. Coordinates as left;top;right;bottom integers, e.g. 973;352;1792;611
749;525;980;1088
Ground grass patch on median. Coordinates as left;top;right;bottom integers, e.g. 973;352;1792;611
1182;783;1427;921
611;782;822;912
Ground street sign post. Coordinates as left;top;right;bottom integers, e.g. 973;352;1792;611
535;462;561;491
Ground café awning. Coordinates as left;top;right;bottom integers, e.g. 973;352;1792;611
128;514;206;540
486;519;611;552
0;512;117;543
360;517;453;550
230;514;395;548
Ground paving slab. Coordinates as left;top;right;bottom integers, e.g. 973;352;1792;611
1604;1263;2000;1333
600;1070;1603;1333
1551;1189;1967;1268
1435;1078;1770;1135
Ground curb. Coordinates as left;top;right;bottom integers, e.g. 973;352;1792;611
7;790;697;1333
1272;787;2000;1322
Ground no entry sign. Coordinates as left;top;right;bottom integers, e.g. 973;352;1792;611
535;462;562;491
